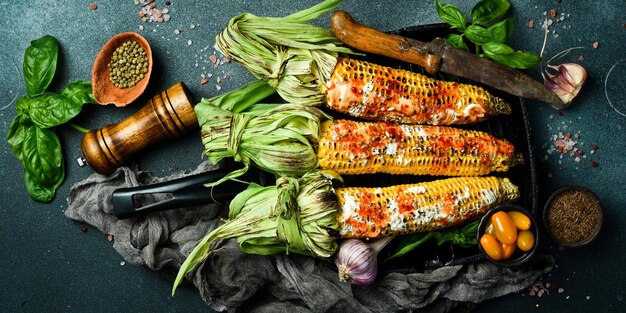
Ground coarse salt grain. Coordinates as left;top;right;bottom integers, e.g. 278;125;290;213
188;40;192;46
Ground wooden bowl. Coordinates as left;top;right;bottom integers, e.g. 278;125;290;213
91;32;153;107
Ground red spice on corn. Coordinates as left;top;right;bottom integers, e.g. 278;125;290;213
317;119;523;176
323;58;511;125
336;177;520;238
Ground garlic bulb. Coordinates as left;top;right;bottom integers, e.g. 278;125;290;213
335;237;393;286
543;63;587;108
335;239;377;285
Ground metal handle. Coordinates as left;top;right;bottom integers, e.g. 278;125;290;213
112;166;273;219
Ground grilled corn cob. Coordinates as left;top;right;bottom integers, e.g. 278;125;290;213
317;119;522;176
324;58;510;125
215;0;511;125
336;176;520;239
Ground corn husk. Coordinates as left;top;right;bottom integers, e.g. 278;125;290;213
172;171;340;295
214;0;355;107
195;82;330;186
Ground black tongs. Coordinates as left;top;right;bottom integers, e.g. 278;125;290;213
112;165;274;219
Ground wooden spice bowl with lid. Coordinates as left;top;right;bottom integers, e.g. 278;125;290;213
543;185;603;248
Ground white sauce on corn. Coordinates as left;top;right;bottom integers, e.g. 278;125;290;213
406;186;426;194
385;142;398;156
463;103;486;118
387;198;406;232
341;194;359;224
480;188;499;205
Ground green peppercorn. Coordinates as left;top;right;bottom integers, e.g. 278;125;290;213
107;40;149;89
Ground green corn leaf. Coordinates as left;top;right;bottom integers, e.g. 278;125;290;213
172;172;339;296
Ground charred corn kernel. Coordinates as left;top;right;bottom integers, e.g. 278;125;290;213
317;120;523;176
336;176;520;239
323;58;511;125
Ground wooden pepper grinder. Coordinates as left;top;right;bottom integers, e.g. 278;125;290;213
81;82;198;175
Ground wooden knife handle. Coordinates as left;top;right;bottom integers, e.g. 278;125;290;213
331;10;443;74
81;82;198;175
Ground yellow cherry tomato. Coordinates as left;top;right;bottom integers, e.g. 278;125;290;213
491;211;518;245
501;242;516;260
517;230;535;251
507;211;531;231
480;234;503;261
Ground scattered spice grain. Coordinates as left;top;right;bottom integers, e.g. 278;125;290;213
550;9;557;17
89;3;97;10
80;226;88;233
592;41;599;49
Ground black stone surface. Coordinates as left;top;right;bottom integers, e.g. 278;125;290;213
0;1;624;312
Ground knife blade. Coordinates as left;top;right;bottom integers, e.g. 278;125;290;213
330;11;564;109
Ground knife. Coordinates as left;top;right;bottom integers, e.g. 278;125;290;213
330;11;564;109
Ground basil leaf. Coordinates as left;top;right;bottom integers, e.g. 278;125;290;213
488;17;515;43
28;93;84;128
471;0;510;25
482;42;514;54
445;33;469;51
16;96;31;115
384;233;432;262
483;42;541;69
465;25;495;45
61;80;95;106
436;0;467;31
23;35;58;97
24;169;62;203
21;126;64;188
6;114;33;162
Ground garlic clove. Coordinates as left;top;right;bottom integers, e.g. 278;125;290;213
543;63;587;108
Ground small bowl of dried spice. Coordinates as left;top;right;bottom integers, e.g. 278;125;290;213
543;186;603;248
92;32;153;107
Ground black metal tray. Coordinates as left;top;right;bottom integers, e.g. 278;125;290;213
336;23;538;271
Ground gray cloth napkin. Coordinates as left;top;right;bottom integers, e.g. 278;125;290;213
65;162;554;313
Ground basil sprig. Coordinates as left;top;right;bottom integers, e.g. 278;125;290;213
436;0;540;69
384;220;480;262
6;35;94;203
